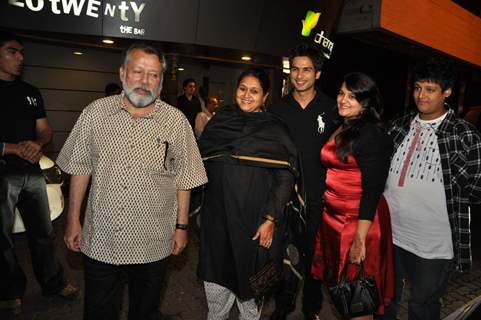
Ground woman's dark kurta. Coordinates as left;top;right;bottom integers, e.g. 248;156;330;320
197;105;298;299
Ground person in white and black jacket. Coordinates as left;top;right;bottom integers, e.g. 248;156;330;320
384;58;481;320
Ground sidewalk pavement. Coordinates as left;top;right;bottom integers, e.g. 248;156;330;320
9;214;481;320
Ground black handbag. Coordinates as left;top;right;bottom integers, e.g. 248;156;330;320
248;181;305;298
248;246;282;297
328;262;380;318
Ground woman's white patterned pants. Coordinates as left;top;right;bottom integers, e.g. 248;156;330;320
203;281;262;320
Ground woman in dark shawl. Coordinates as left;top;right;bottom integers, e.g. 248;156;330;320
198;68;298;319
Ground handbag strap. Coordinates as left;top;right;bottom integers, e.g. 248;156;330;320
358;262;367;279
339;261;367;284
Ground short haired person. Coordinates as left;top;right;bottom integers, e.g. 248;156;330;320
383;58;481;320
194;96;219;138
104;82;122;96
57;43;207;320
0;31;79;317
177;78;202;129
269;43;336;320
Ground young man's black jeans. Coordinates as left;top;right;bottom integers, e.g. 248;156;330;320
0;162;66;300
273;201;324;318
383;245;451;320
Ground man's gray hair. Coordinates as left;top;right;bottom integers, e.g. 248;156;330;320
122;43;167;72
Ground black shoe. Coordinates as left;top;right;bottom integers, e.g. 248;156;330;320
0;299;22;319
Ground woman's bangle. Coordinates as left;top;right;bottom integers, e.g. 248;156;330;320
175;223;188;230
263;215;276;224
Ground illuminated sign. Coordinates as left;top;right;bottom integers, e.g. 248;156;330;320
314;31;334;59
301;9;335;59
1;0;345;58
8;0;146;21
301;10;321;37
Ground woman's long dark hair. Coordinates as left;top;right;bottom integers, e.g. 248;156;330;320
335;72;383;162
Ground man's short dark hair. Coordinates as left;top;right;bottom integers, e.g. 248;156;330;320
104;82;122;96
183;78;196;88
0;30;23;48
122;43;166;71
413;57;456;91
288;43;325;72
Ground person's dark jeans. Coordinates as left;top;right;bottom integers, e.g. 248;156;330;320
382;245;451;320
273;201;324;318
0;163;66;299
83;255;169;320
302;201;324;317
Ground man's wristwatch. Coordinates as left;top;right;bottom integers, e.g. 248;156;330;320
175;223;188;230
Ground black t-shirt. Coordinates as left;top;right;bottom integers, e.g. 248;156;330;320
269;91;336;204
0;79;46;165
176;94;202;129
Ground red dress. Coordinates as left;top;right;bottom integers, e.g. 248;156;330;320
311;141;394;315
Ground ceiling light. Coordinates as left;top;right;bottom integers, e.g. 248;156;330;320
282;57;290;74
73;51;83;55
177;67;185;71
241;56;252;61
102;39;114;44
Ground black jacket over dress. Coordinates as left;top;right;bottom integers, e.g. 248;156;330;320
198;105;298;299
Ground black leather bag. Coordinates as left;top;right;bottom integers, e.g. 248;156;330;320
248;246;282;297
328;263;380;318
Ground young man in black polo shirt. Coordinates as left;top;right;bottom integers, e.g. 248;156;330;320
176;78;202;129
269;43;335;320
0;31;78;317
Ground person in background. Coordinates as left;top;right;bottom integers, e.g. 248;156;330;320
104;82;122;96
57;43;207;320
383;58;481;320
195;96;219;138
311;72;394;319
269;43;335;320
177;78;202;129
198;68;298;320
0;31;79;318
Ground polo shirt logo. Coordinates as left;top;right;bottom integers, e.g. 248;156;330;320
26;96;38;107
317;113;325;134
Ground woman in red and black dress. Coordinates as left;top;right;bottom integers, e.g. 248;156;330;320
311;72;394;319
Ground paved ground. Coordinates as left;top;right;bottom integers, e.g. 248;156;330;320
6;210;481;320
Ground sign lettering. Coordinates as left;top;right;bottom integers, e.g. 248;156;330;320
8;0;145;21
314;31;334;59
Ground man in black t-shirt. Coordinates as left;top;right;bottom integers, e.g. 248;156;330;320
269;43;335;320
176;78;202;129
0;31;78;317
